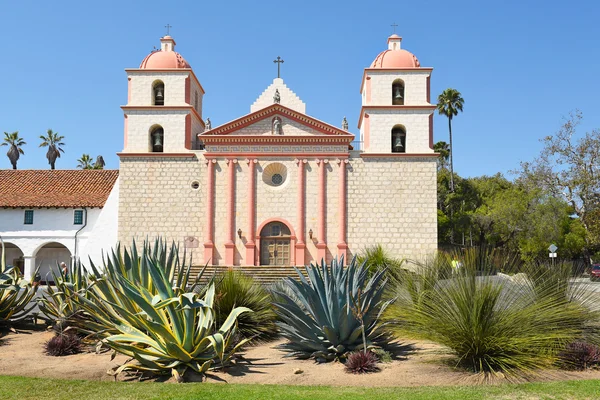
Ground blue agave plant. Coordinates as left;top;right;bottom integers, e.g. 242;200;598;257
273;256;390;362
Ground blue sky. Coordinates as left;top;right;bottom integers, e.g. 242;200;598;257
1;0;599;178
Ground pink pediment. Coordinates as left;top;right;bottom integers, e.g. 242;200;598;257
200;104;353;138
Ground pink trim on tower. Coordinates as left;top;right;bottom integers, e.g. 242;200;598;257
337;159;348;263
185;114;192;150
255;218;297;266
245;159;257;266
317;159;327;263
429;114;434;150
185;77;190;105
225;158;237;265
123;115;128;149
204;160;215;264
295;159;307;266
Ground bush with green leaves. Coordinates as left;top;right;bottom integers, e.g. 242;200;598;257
0;239;38;327
73;240;249;380
385;248;600;379
273;256;390;362
214;270;277;342
357;244;404;278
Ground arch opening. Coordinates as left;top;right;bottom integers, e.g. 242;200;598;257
259;221;292;266
152;80;165;106
392;79;405;105
3;243;24;275
392;125;406;153
150;125;164;153
34;242;72;283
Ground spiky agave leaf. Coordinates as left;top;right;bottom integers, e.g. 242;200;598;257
0;238;38;326
273;256;390;361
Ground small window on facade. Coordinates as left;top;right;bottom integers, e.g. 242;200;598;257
74;210;84;225
392;79;405;105
153;81;165;106
24;210;34;225
391;126;406;153
151;126;164;152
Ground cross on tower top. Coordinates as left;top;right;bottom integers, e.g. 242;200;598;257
273;56;284;78
165;24;172;36
391;23;398;34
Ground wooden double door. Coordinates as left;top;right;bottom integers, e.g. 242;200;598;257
259;221;292;266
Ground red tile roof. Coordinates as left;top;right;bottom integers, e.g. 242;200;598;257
0;170;119;208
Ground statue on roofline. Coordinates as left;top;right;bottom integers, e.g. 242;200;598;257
273;89;281;104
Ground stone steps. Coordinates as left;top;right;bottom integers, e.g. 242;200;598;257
187;265;308;285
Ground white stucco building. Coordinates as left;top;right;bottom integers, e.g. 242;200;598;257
0;170;119;280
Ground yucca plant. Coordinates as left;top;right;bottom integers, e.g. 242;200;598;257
273;256;390;362
214;270;278;342
74;239;249;380
385;248;600;379
0;238;38;326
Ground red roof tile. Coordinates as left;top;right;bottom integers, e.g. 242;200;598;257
0;170;119;208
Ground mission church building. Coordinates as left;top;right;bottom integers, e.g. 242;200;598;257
118;33;437;267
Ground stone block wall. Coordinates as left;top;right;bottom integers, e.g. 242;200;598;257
118;155;206;263
367;70;430;106
367;108;433;153
124;110;189;153
128;71;190;106
346;156;437;261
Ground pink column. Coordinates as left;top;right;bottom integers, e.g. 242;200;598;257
203;159;215;265
337;159;349;264
224;158;237;265
245;159;257;266
317;159;327;263
295;159;306;266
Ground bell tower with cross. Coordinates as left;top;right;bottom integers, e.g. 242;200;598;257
122;30;206;153
358;29;435;154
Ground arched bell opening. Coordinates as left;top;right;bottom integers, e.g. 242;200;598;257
392;79;405;105
149;125;164;153
152;80;165;106
391;125;406;153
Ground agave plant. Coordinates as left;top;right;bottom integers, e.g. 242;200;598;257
0;238;38;326
73;240;249;380
273;256;390;362
37;261;92;330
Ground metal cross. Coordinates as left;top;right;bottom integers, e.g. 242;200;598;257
273;56;284;78
165;24;172;35
391;23;398;34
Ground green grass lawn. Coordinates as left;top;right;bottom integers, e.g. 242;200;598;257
1;376;600;400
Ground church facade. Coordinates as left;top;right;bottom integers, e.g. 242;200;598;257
117;34;437;267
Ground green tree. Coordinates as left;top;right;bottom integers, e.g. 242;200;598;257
1;132;26;170
433;141;450;171
518;111;600;263
76;154;94;169
436;89;464;192
39;129;65;170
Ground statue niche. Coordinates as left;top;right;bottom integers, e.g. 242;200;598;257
272;117;283;135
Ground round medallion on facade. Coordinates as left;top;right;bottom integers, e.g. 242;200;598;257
262;163;288;188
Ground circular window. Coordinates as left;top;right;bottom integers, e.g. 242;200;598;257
262;162;288;188
271;174;283;186
191;181;200;190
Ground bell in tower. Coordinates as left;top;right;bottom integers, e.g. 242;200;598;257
392;79;405;105
151;127;164;152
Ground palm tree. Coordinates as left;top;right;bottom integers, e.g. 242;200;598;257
76;154;94;169
1;132;26;169
436;89;464;192
433;141;450;171
39;129;65;170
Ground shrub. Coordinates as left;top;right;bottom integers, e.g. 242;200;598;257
75;240;250;381
45;332;81;356
345;351;380;374
385;248;600;379
559;342;600;370
214;270;277;342
273;256;390;362
357;244;404;278
0;239;38;327
372;348;393;363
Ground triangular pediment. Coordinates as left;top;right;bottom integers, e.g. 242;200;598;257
200;104;353;138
